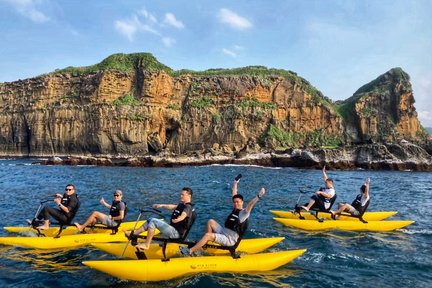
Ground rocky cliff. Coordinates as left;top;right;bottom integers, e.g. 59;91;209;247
0;53;430;170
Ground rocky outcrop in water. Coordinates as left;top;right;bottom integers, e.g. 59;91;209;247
0;53;430;170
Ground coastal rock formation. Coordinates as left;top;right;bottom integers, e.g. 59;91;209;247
0;53;430;170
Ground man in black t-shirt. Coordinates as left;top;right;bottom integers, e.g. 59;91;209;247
36;184;80;230
125;187;193;249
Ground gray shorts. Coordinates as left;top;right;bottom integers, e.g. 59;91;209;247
213;222;239;247
346;206;360;216
143;218;180;239
101;215;119;227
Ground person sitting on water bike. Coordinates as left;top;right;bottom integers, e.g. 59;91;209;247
125;187;194;250
180;175;265;256
300;165;336;212
330;178;370;219
74;189;126;232
34;184;80;230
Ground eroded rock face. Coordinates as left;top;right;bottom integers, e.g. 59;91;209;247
348;68;426;144
0;57;430;171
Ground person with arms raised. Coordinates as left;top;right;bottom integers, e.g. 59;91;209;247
300;165;336;212
180;175;265;256
330;178;370;219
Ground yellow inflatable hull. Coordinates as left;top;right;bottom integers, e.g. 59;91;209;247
3;220;146;237
0;227;154;250
270;210;397;221
92;237;285;259
83;249;306;282
273;218;414;231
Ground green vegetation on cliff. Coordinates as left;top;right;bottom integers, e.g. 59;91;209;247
174;65;331;107
52;53;173;75
264;125;341;149
335;67;411;124
50;52;332;110
354;67;411;95
113;93;140;106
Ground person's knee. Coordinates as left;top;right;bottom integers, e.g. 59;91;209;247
147;219;157;230
203;232;214;241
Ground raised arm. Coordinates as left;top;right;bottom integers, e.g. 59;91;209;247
322;165;329;182
245;187;266;214
100;197;112;209
232;179;240;197
364;177;370;198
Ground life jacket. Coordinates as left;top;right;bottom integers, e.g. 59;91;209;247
224;209;249;237
170;202;193;237
322;188;336;210
109;201;127;219
61;193;80;222
351;194;370;216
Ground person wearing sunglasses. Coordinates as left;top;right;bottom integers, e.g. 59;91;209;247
35;184;80;230
74;190;126;233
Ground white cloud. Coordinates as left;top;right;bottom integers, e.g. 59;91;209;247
114;19;138;41
164;13;184;29
5;0;50;23
218;8;252;30
114;8;183;45
137;9;157;24
162;37;175;47
222;48;237;57
222;45;245;58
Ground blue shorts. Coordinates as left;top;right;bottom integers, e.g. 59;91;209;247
143;218;180;239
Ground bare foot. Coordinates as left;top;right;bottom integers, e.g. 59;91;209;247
135;243;150;250
123;230;131;237
74;222;83;232
330;211;336;220
301;206;309;212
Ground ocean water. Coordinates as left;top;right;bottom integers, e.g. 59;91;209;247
0;158;431;287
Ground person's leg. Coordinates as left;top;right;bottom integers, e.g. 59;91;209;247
74;211;106;231
336;203;351;214
189;232;216;254
302;196;317;211
186;219;221;254
206;219;220;233
330;203;351;219
135;218;177;250
124;221;148;237
38;206;67;229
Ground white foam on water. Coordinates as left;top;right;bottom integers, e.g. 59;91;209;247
207;163;283;170
400;228;432;235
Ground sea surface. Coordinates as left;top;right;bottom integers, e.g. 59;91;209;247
0;158;431;287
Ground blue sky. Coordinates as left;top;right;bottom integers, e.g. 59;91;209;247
1;0;431;127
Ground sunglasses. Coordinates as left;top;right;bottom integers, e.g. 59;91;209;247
65;188;73;191
113;194;121;197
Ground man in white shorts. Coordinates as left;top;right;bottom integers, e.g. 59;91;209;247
180;176;265;256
